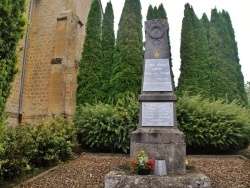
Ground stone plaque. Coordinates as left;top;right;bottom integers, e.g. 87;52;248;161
142;102;174;126
142;59;173;91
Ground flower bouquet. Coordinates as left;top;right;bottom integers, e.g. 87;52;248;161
130;150;154;175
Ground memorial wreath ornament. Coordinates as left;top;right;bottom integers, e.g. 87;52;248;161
130;150;155;175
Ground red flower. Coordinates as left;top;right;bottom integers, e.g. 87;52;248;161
130;150;155;172
131;159;137;164
146;159;155;170
148;159;154;164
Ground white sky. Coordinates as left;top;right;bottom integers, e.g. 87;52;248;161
101;0;250;84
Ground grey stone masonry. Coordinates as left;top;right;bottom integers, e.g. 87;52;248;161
131;128;186;174
131;19;186;174
105;170;211;188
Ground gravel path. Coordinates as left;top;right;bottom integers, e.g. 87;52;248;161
19;153;250;188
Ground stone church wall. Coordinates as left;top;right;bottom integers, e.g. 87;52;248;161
6;0;95;124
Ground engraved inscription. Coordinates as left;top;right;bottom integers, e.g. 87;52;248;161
142;102;174;126
143;59;173;91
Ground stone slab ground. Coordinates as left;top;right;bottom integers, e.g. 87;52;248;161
105;170;211;188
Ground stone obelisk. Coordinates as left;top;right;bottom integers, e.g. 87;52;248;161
130;19;186;174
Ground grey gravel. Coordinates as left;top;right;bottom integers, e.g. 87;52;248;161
19;153;250;188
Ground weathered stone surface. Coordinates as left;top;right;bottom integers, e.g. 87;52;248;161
131;19;185;175
141;102;174;127
144;19;170;59
131;128;186;174
104;170;212;188
139;93;177;101
143;59;173;91
138;93;178;129
131;128;185;143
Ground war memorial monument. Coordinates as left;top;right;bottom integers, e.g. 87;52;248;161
104;19;211;188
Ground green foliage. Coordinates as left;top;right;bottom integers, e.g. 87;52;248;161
30;118;77;166
74;93;139;153
77;0;103;105
208;8;246;103
177;3;210;96
0;121;5;183
178;4;247;105
177;93;250;152
0;118;76;182
246;82;250;105
0;0;26;120
110;0;143;99
157;3;167;19
101;2;115;102
1;125;35;179
146;5;157;20
146;3;167;20
221;10;247;104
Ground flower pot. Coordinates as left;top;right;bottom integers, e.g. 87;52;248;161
138;169;151;175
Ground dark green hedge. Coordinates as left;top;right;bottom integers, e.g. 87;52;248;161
177;93;250;152
74;93;139;153
0;118;77;182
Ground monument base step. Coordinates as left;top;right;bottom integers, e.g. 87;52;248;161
104;170;211;188
131;128;186;174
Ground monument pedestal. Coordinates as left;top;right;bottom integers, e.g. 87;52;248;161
130;128;186;174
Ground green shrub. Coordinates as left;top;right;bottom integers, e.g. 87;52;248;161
1;125;36;179
0;118;77;181
74;93;139;153
177;93;250;152
0;125;4;184
0;144;4;184
30;118;77;166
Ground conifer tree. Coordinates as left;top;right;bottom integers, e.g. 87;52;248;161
177;4;247;103
208;8;247;103
221;11;248;104
246;82;250;105
146;5;154;20
0;0;25;120
146;3;167;20
77;0;102;105
101;1;115;102
201;13;210;40
158;3;167;19
153;6;158;19
177;4;196;94
177;3;210;96
110;0;143;99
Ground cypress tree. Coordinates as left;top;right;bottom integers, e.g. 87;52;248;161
147;5;158;20
153;6;158;19
0;0;26;120
177;4;210;96
208;8;247;103
158;3;167;19
146;3;167;20
177;4;197;94
246;82;250;105
101;1;115;102
146;5;154;20
201;13;210;40
222;11;248;104
110;0;143;99
178;5;247;104
76;0;102;105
